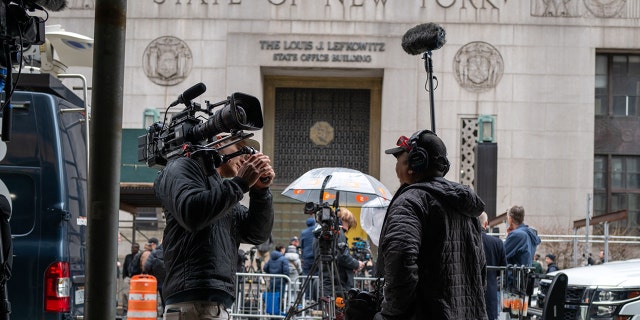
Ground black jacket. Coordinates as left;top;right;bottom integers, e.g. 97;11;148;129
376;178;487;320
481;230;507;320
154;157;274;306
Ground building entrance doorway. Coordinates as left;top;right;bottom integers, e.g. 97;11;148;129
262;75;382;245
263;76;382;185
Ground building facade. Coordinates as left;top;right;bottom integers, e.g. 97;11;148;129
48;0;640;240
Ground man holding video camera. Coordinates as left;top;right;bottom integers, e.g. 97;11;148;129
154;135;275;320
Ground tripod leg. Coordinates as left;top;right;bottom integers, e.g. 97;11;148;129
284;254;323;320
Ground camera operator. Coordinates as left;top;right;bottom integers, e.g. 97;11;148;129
154;135;275;320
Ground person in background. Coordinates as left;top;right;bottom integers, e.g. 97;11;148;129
598;250;606;264
122;243;140;279
545;254;559;273
531;254;543;274
300;217;317;275
333;208;364;296
504;205;541;267
284;244;303;300
140;237;159;272
479;212;506;320
263;245;290;295
374;130;487;320
290;236;300;250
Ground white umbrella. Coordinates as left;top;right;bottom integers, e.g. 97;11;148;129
359;198;389;246
281;167;391;208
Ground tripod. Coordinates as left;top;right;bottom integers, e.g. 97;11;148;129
236;247;263;317
285;228;344;320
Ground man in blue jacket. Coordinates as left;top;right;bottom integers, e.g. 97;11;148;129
300;217;317;275
504;205;541;267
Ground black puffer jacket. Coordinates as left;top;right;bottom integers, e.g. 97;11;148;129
376;178;487;320
154;157;274;306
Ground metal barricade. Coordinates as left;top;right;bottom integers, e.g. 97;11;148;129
231;273;383;319
232;272;299;319
487;265;539;320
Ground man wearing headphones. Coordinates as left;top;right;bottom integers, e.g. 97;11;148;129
374;130;488;320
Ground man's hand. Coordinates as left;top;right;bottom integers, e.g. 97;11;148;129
237;152;274;188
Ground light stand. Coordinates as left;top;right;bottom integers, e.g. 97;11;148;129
423;50;437;133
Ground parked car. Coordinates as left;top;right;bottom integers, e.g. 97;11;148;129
534;259;640;320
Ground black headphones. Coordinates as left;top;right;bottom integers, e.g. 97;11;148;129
407;130;450;176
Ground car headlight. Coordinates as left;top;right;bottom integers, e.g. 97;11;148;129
587;288;640;319
592;289;640;303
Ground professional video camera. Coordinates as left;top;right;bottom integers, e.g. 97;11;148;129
350;237;371;262
305;201;341;254
1;1;47;51
137;82;264;169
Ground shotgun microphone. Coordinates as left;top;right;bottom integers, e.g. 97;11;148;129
169;82;207;107
401;23;446;55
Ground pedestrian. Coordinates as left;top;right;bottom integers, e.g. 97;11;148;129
598;250;606;264
545;254;559;273
374;130;488;320
263;245;290;295
585;252;595;266
531;254;543;274
154;134;275;320
140;237;159;272
284;244;303;299
504;205;541;267
479;212;506;320
290;236;300;250
122;243;140;279
300;217;317;275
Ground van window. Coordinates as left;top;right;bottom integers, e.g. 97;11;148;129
1;173;36;235
0;101;40;167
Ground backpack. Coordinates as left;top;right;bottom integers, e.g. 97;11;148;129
128;251;143;276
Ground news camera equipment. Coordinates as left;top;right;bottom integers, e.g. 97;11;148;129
285;176;345;320
137;82;264;170
350;238;370;262
401;22;446;133
350;237;372;277
1;0;58;142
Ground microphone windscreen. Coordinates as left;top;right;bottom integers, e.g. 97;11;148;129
401;23;446;55
182;83;207;102
24;0;68;11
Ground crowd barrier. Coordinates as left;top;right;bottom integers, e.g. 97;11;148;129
230;272;381;319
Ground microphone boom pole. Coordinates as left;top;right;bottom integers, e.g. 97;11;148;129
401;22;446;134
424;50;436;133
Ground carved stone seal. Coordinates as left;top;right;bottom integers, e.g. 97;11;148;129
143;36;193;86
453;41;504;93
584;0;626;18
